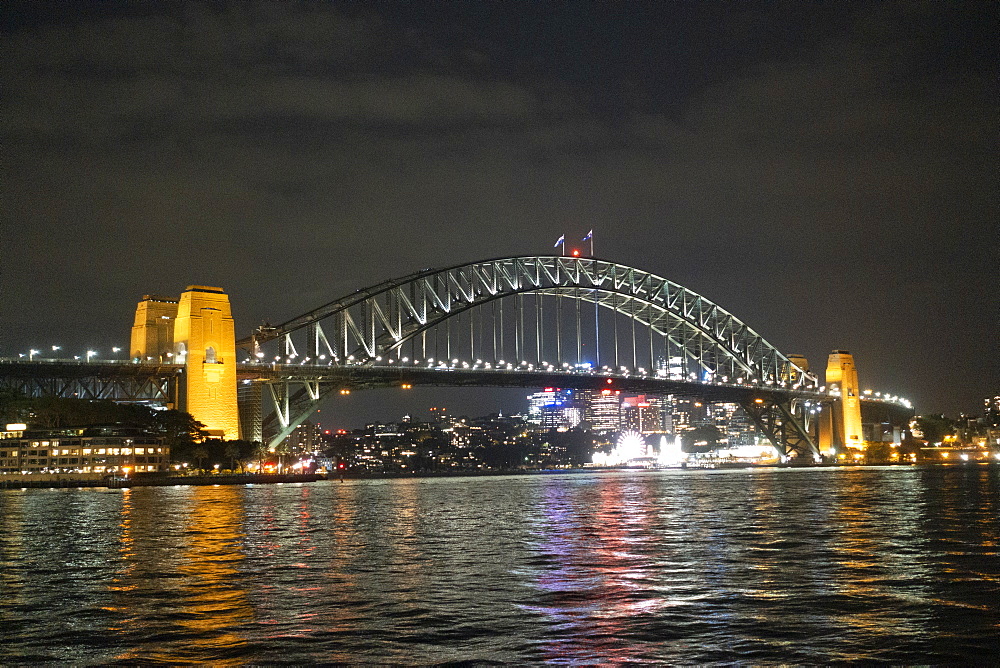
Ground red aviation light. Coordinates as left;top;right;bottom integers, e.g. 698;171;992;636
572;249;580;256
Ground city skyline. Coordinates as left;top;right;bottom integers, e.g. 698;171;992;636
3;3;996;417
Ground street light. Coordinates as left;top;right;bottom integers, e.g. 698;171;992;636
86;350;97;362
29;349;39;360
52;345;61;353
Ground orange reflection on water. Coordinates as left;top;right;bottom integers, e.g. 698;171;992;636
104;488;137;625
0;493;26;613
142;485;254;665
828;472;930;642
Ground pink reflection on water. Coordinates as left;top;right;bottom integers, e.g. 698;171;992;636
526;473;667;662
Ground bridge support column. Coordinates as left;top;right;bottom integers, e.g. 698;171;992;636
741;398;821;462
259;378;326;450
238;381;263;444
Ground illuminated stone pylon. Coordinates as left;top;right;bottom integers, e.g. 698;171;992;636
819;350;863;453
130;295;179;362
785;354;809;384
172;286;240;439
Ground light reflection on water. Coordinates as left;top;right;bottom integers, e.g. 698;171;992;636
2;467;999;664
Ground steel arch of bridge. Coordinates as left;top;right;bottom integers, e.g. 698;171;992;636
238;256;821;456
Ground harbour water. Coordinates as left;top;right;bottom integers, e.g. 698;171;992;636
2;466;999;664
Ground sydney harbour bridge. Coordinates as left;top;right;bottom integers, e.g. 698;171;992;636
0;256;912;462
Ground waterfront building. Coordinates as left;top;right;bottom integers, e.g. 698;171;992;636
0;425;169;476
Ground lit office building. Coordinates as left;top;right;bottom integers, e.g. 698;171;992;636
986;396;1000;427
705;402;757;446
527;388;583;429
585;389;622;432
667;396;705;434
657;356;686;380
620;395;666;434
286;421;323;453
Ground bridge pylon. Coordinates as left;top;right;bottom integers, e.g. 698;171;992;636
130;286;240;440
819;350;863;455
173;286;239;439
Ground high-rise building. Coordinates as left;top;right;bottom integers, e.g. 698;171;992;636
620;395;665;434
985;396;1000;427
286;421;323;453
585;389;621;432
657;356;685;380
666;396;706;435
705;402;756;446
526;388;582;429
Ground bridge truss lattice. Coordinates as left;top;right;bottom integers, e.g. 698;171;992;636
239;256;821;457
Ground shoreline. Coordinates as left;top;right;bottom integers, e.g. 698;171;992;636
0;472;327;489
2;461;995;489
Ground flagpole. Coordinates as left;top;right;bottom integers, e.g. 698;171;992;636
590;231;594;257
562;234;566;256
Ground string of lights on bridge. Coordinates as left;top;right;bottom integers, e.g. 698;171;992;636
240;349;914;410
2;346;914;411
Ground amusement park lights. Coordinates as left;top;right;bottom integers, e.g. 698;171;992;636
592;430;650;466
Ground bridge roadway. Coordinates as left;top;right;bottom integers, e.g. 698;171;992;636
0;357;914;419
238;361;822;404
0;358;913;458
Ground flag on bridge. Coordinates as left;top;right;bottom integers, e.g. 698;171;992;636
583;230;593;241
554;235;565;248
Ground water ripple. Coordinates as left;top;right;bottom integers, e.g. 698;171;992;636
2;467;1000;663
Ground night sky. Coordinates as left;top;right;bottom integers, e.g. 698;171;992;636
2;2;996;426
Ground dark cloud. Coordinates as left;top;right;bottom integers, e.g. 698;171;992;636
1;1;996;422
